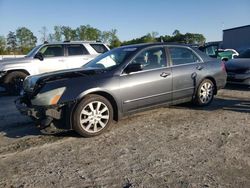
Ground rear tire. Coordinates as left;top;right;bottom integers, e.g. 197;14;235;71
194;79;214;106
4;71;27;95
72;94;113;137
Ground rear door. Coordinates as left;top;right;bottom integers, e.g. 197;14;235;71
119;46;173;112
167;46;204;101
65;44;96;68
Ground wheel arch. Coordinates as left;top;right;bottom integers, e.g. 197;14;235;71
69;90;120;130
6;69;30;76
197;76;217;95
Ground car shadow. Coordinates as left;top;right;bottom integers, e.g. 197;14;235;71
225;83;250;91
173;98;250;113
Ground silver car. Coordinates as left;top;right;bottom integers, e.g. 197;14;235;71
0;41;109;94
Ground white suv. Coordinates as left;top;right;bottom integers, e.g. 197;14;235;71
0;41;109;94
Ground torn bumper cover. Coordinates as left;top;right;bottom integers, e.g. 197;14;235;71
15;97;63;129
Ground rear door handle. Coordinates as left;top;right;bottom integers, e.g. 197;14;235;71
196;65;204;70
160;72;171;78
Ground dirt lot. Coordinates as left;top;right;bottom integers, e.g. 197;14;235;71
0;85;249;188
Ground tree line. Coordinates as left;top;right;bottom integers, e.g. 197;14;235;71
0;25;206;55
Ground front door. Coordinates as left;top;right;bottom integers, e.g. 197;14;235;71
37;44;68;74
119;46;173;112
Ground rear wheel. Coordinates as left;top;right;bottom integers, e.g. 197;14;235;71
4;71;27;95
194;79;214;106
73;94;113;137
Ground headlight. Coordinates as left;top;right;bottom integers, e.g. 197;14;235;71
31;87;66;106
23;75;39;92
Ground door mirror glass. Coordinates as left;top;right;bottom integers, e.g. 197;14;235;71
124;63;143;74
34;52;44;61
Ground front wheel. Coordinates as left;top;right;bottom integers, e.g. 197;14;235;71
72;94;113;137
194;79;214;106
4;71;27;95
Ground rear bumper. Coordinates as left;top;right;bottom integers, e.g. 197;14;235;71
227;73;250;86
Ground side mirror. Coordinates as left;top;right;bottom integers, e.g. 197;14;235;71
34;52;44;61
124;63;143;74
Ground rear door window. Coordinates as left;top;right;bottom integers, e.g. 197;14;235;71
168;47;201;66
67;44;89;56
90;44;109;53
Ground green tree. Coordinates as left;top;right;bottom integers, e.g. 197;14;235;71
101;31;111;44
0;36;6;54
172;29;181;36
47;33;55;42
39;26;48;42
6;31;17;54
184;33;205;44
16;27;37;54
121;31;158;46
61;26;77;41
108;29;121;48
54;26;62;41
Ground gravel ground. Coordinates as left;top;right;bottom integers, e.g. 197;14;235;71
0;84;249;188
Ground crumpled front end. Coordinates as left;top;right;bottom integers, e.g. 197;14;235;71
15;78;74;131
15;93;70;131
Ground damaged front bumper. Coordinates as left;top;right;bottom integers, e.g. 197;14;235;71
15;97;67;130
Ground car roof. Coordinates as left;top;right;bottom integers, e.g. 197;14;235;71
42;41;107;45
118;42;214;61
118;42;199;49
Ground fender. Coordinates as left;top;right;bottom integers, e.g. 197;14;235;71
3;64;39;75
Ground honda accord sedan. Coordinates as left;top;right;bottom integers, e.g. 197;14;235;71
16;43;227;137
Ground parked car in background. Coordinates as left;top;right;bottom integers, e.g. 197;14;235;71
0;41;109;94
16;43;227;137
226;48;250;86
199;42;239;61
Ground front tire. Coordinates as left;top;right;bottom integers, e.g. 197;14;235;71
72;94;113;137
194;79;214;106
4;71;28;95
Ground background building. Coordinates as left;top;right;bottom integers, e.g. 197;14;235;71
223;25;250;52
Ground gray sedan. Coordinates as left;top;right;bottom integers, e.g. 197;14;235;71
16;43;227;137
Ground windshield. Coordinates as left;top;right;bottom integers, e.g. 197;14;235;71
237;49;250;58
25;45;42;57
82;47;137;70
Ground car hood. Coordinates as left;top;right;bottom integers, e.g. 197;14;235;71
37;67;104;83
225;58;250;71
0;57;31;66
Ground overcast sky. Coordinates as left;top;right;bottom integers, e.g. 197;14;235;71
0;0;249;42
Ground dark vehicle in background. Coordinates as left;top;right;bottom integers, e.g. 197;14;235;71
226;48;250;85
16;43;227;137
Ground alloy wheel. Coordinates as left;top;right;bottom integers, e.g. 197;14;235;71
79;101;110;133
199;82;213;104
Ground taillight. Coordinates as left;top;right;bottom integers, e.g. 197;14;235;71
221;61;226;71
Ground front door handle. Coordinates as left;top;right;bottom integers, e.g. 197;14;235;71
196;65;204;70
160;72;170;78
